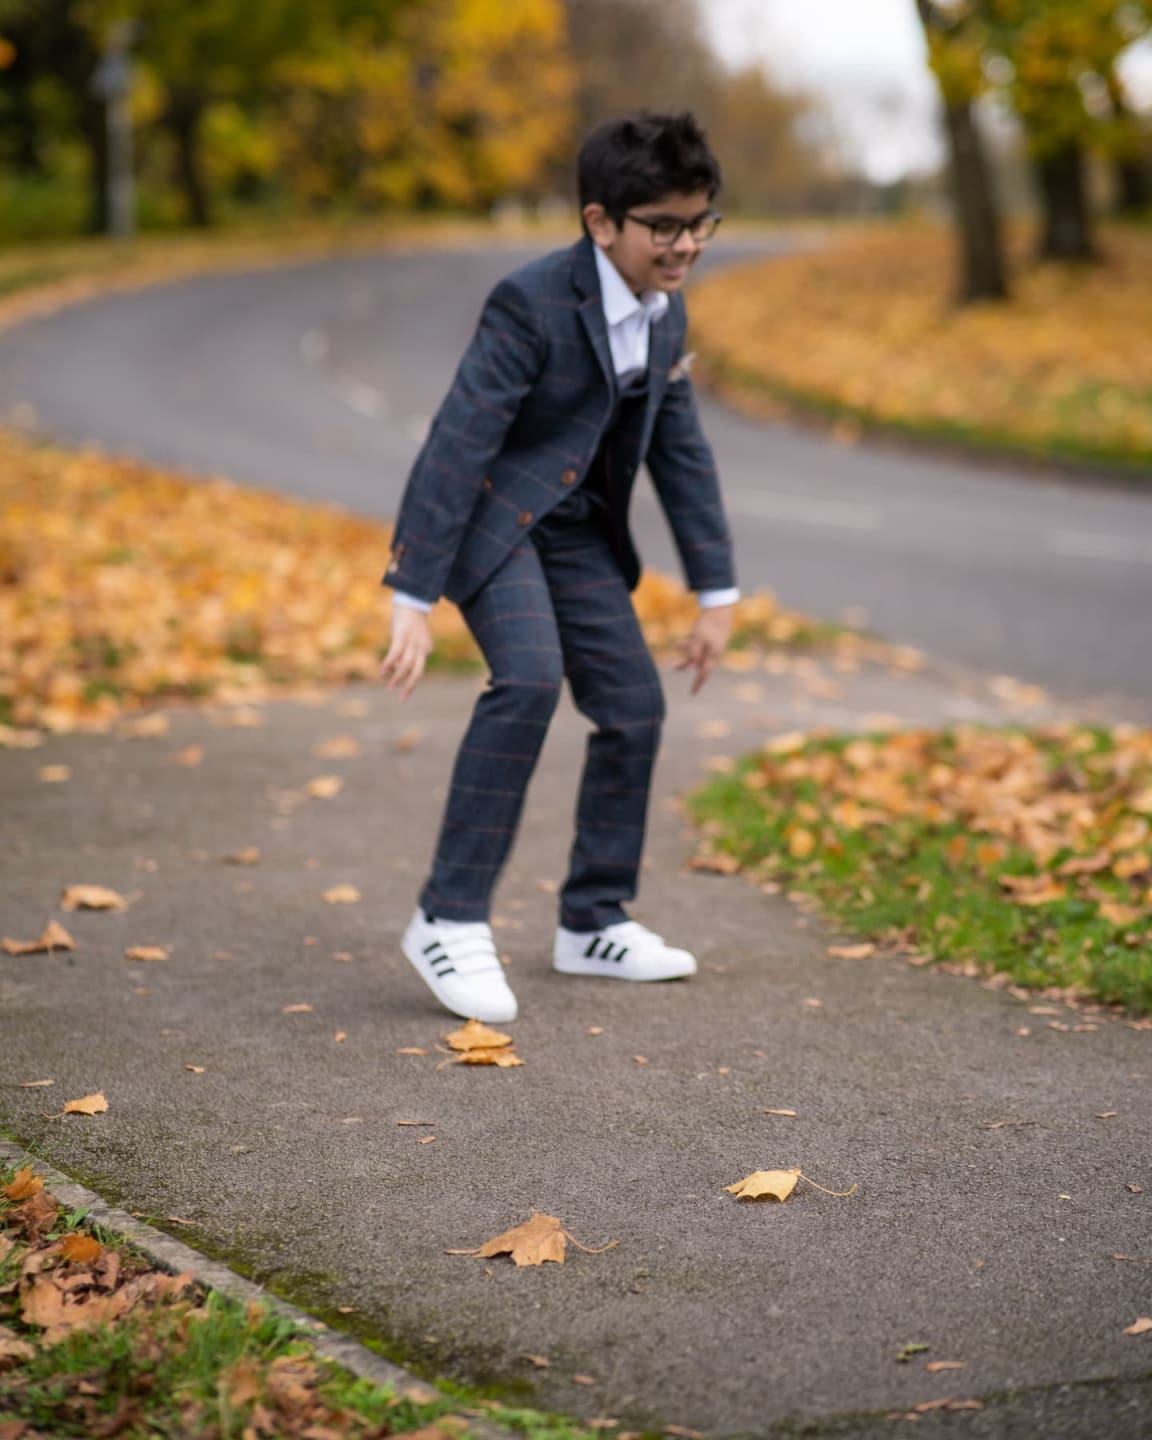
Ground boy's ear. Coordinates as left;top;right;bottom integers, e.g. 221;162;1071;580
582;203;616;247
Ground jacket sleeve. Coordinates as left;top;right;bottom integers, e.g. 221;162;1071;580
645;320;736;593
382;277;547;604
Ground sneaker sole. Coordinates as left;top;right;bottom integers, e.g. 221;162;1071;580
552;955;696;982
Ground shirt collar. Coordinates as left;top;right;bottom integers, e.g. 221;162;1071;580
593;245;669;327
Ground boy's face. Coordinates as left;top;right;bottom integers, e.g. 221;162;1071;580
583;190;717;296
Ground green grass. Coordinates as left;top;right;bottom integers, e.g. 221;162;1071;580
0;1161;608;1440
687;728;1152;1014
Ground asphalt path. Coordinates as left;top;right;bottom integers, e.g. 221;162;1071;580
1;239;1151;710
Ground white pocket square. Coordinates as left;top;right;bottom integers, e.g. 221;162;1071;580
668;351;696;383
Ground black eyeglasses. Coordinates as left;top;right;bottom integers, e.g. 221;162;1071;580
622;210;723;247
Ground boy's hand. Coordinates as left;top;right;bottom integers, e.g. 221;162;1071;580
675;604;735;695
380;605;434;701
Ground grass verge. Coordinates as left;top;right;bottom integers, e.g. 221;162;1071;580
687;724;1152;1014
0;428;864;737
691;223;1152;476
0;1158;605;1440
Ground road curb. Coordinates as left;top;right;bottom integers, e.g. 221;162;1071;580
0;1135;516;1438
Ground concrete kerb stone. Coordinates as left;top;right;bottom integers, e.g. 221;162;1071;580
0;1135;518;1440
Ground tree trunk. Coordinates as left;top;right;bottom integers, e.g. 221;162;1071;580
80;94;111;235
1106;71;1150;216
166;90;212;228
1034;143;1096;261
941;97;1009;302
914;0;1009;304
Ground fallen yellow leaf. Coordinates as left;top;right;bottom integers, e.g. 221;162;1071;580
59;885;127;912
455;1047;524;1067
59;1233;102;1264
725;1168;800;1202
124;945;169;962
827;943;875;959
37;765;71;783
281;1003;314;1014
3;1168;43;1201
1123;1317;1152;1336
307;775;344;798
443;1019;513;1052
323;884;361;904
63;1092;108;1116
224;847;261;866
451;1212;618;1267
2;920;75;955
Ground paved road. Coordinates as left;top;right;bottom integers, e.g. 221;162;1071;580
1;241;1151;709
3;663;1150;1439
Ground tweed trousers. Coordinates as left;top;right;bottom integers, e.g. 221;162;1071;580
418;492;665;933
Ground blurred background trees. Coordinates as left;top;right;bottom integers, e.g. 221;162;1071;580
0;0;1148;267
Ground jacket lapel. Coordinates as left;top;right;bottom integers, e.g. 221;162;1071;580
569;237;618;403
639;303;676;454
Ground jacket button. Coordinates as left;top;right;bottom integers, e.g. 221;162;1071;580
561;469;578;486
482;478;493;490
518;511;533;526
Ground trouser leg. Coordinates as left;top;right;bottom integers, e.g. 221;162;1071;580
418;542;563;922
534;510;666;933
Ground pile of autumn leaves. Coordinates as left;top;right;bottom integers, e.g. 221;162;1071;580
0;1169;383;1439
691;225;1152;469
691;724;1152;1011
0;430;825;735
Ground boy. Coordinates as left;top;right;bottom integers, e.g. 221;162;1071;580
380;111;738;1023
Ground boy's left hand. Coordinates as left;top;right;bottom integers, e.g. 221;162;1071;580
675;604;735;695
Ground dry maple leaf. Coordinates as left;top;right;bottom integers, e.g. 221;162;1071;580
281;1003;313;1014
59;885;127;912
827;943;875;959
1;920;75;955
925;1360;967;1372
443;1019;513;1052
224;847;261;866
726;1168;857;1202
124;945;169;962
307;775;344;798
323;884;361;904
1123;1317;1152;1336
455;1047;524;1067
0;1325;36;1365
59;1234;102;1264
38;764;71;782
764;1108;798;1118
451;1212;618;1267
3;1168;43;1202
726;1168;801;1202
63;1092;109;1116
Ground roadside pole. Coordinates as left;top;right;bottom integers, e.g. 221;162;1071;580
91;20;136;239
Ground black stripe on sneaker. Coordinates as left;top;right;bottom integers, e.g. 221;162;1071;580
600;943;615;962
616;947;628;963
584;938;601;958
424;941;444;955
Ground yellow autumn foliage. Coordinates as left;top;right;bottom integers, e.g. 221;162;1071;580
0;430;825;734
692;224;1152;469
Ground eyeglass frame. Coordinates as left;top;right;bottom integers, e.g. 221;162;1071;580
620;209;723;247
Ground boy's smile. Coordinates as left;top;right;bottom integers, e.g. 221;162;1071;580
583;190;719;298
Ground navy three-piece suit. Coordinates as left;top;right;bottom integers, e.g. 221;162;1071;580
382;235;736;931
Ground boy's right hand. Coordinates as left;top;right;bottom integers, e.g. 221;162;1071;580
379;605;434;701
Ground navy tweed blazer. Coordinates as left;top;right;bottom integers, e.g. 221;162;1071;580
382;235;736;606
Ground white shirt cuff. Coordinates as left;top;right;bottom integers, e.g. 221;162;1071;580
696;587;740;609
391;590;434;614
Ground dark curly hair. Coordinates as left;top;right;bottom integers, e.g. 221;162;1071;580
577;111;722;223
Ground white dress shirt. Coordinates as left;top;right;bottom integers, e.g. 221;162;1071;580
393;246;738;612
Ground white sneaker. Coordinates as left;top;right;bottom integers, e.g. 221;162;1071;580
553;920;697;982
402;910;518;1022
